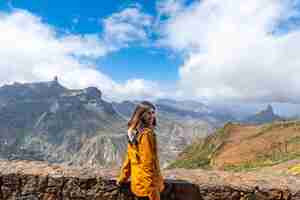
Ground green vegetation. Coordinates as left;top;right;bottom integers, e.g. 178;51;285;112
289;164;300;175
247;124;273;139
111;141;118;154
168;156;211;169
167;138;213;169
248;121;300;140
167;122;233;169
224;152;300;172
287;136;300;144
15;130;26;145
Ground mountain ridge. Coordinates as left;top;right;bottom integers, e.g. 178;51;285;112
0;78;215;167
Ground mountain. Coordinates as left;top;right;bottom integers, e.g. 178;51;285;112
243;105;284;124
155;98;211;113
169;120;300;171
0;78;128;166
154;99;236;126
0;78;216;167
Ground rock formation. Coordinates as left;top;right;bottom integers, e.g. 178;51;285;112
243;105;283;124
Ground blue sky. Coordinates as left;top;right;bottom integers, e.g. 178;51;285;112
0;0;181;84
0;0;300;115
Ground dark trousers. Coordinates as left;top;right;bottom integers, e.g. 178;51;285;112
134;197;149;200
134;183;172;200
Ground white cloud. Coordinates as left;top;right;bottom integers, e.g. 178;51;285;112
102;6;153;49
160;0;300;103
0;8;163;101
60;34;110;59
0;9;112;87
156;0;186;17
112;79;166;101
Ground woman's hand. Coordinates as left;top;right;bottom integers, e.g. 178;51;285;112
116;180;126;188
116;180;122;186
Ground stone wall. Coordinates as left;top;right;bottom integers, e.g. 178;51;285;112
0;160;300;199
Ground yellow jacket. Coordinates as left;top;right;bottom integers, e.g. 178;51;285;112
117;128;164;200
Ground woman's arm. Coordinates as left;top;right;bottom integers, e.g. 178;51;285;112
117;149;131;184
139;129;156;180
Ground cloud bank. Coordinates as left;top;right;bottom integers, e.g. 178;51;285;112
159;0;300;103
2;1;300;104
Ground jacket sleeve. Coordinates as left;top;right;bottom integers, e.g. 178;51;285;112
117;148;131;184
139;130;156;181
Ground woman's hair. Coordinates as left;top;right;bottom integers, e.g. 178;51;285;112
128;101;156;131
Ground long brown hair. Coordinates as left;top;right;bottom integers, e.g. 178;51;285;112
128;101;156;131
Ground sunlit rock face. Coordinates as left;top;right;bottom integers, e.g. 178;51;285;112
0;79;215;167
0;78;126;167
0;160;300;200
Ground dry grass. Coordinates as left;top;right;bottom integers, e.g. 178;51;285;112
169;120;300;173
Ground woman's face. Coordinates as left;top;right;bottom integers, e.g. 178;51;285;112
143;109;156;127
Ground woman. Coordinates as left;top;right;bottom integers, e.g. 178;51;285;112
117;101;165;200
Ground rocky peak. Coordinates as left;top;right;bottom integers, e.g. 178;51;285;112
49;76;64;89
83;87;102;100
244;104;283;124
53;76;58;82
261;104;274;115
0;78;67;103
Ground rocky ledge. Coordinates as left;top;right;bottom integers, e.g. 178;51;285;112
0;160;300;200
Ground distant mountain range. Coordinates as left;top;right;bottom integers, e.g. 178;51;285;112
0;78;288;167
113;98;235;126
0;78;224;167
